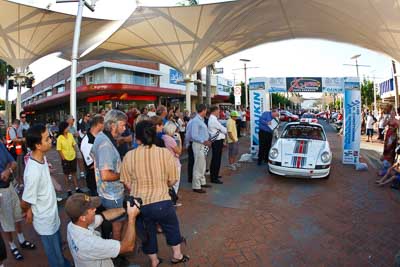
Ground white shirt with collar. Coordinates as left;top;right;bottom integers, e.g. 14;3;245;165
67;215;120;267
208;114;227;140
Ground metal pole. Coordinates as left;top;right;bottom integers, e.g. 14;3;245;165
5;76;9;126
373;81;377;117
185;76;191;112
244;63;248;108
70;0;85;126
16;82;21;120
393;60;399;111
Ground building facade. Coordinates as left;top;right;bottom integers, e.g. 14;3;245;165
22;60;230;123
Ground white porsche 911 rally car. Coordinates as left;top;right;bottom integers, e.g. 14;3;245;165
268;122;332;178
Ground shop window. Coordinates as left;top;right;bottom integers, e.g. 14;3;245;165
57;86;65;93
46;91;52;97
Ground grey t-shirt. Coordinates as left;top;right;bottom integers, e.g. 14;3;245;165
8;126;18;140
91;132;124;200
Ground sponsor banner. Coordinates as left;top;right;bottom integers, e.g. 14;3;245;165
250;89;267;156
286;77;322;92
343;77;361;164
249;81;265;90
322;77;344;93
267;78;287;93
235;95;241;106
234;86;242;96
169;69;184;84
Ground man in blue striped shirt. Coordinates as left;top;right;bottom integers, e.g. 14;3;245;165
190;104;211;193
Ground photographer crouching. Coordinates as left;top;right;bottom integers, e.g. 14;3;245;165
65;193;140;266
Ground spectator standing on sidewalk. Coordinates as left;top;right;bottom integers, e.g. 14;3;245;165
80;115;104;196
156;105;168;125
121;120;189;267
0;142;36;261
227;111;240;170
245;107;251;135
208;106;226;184
383;110;400;164
91;110;127;242
185;115;194;183
366;112;376;142
57;121;82;196
191;104;211;193
377;110;388;141
67;116;85;179
162;122;182;205
6;120;25;187
21;124;71;267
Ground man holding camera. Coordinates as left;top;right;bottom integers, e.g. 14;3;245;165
65;193;140;267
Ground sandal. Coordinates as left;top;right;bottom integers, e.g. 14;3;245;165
11;248;24;260
171;254;189;264
157;257;163;266
19;240;36;249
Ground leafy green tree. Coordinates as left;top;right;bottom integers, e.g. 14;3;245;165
361;79;375;109
272;93;292;109
0;60;14;85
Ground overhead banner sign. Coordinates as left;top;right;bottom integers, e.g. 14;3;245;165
169;69;184;84
250;89;267;156
322;77;344;93
287;77;322;92
342;77;361;164
267;78;286;93
249;81;265;90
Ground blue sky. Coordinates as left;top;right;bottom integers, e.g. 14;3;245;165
1;0;394;100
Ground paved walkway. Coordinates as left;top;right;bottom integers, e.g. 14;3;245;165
5;122;400;266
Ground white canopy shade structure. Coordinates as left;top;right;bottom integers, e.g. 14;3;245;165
0;0;118;71
81;0;400;110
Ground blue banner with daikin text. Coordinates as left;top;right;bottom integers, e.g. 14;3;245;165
250;89;267;156
343;77;361;164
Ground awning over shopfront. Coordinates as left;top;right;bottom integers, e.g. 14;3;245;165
83;0;400;75
0;0;119;70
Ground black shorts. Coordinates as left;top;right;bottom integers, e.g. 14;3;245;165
61;159;77;175
366;128;374;137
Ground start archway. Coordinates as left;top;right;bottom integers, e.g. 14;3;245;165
248;77;361;165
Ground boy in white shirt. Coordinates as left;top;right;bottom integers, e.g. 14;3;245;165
21;124;71;267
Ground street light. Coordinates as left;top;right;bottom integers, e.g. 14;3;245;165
240;59;250;108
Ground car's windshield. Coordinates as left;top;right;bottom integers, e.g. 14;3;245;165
301;113;315;118
281;124;326;140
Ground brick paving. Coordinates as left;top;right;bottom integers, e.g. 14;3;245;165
4;121;400;266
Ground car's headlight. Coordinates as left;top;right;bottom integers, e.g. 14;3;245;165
270;148;279;159
321;151;330;163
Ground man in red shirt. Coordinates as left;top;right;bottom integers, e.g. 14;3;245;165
246;107;250;134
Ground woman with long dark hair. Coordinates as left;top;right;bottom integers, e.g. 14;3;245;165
120;120;189;267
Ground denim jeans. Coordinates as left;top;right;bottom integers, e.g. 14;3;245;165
137;200;182;254
40;229;71;267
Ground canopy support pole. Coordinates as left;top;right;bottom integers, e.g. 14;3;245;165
185;76;191;112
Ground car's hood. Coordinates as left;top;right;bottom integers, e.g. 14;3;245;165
279;139;326;168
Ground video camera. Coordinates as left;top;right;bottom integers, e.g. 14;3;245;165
123;195;143;210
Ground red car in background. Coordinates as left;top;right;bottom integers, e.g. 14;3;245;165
279;111;299;122
316;112;327;119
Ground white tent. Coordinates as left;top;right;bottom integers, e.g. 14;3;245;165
83;0;400;76
0;0;118;70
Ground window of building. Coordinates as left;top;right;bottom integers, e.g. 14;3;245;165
46;90;52;97
87;72;94;84
57;85;65;93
